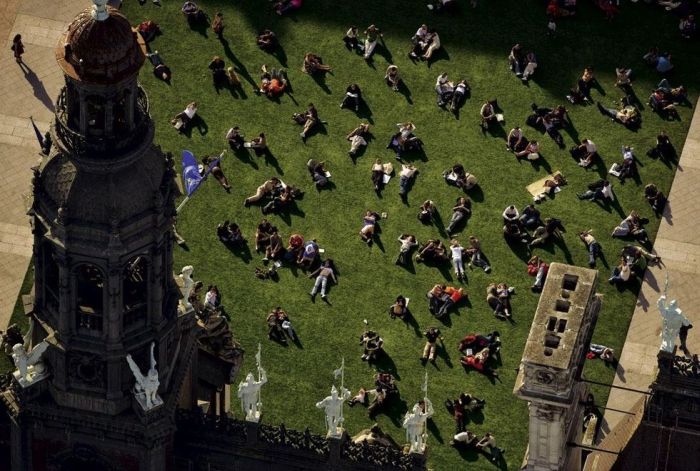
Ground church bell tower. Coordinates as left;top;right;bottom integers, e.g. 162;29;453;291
2;0;197;469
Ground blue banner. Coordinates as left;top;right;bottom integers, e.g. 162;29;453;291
182;150;203;196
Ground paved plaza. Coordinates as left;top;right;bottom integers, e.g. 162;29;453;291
0;0;698;448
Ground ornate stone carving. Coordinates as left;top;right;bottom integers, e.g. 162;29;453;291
12;340;50;387
68;352;105;388
125;342;162;410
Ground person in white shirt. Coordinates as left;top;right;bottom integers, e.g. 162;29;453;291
522;52;537;81
398;164;417;198
515;140;540;160
396;234;418;266
346;123;370;157
608;257;631;285
171;101;198;131
502;205;519;223
423;31;441;60
435;73;454;106
343;26;360;50
573;139;598;167
450;239;465;281
506;127;524;151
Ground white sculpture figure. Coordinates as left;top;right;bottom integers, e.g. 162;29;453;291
237;368;267;422
658;276;691;353
179;265;194;311
316;385;351;438
91;0;109;21
126;342;163;411
12;341;49;387
402;398;434;454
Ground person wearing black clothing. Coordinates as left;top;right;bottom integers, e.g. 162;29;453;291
298;103;319;142
644;184;667;214
421;327;443;364
519;204;541;230
446;197;471;236
208;56;227;87
648;131;675;161
225;126;244;150
340;83;362;111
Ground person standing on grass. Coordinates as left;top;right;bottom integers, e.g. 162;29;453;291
12;34;24;64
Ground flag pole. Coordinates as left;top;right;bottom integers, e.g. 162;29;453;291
175;196;190;214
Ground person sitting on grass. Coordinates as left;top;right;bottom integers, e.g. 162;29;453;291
446;392;486;434
435;286;466;318
570;138;599;168
138;20;161;42
389;295;409;320
262;229;284;263
444;164;478;191
409;24;430;59
415;239;450;265
340;83;362;111
248;132;267;157
418;200;437;224
367;372;398;418
503;219;529;245
309;259;337;301
259;64;287;98
261;185;294;216
538;113;565;147
479;100;499;129
458;331;501;357
385;65;402;91
306;159;329;189
529;217;565;247
343;26;360;51
567;66;596;104
421;327;443;364
446;197;472;236
208;56;227;87
461;347;499;378
346;123;370;157
502;205;519;224
579;230;602;268
371;159;389;192
476;433;506;464
608;257;632;286
266;308;287;343
508;44;525;76
621;244;661;267
644;184;667;214
506;126;525;152
359;327;384;361
615;66;632;90
360;210;381;246
274;0;302;16
285;233;304;262
302;52;332;75
171;102;197;132
398;163;418;199
256;30;278;52
244;177;281;207
527;256;548;292
254;219;274;252
363;24;383;60
515;139;540;161
519;204;541;229
217;221;245;246
487;283;513;319
181;1;205;26
293;103;319;143
225;126;244;150
647;131;675;161
298;239;319;269
612;211;649;244
396;234;418;267
422;29;442;61
578;179;615;205
427;284;446;315
588;344;615;365
521;51;538;82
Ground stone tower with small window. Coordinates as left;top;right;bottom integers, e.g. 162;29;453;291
513;263;602;471
3;1;197;470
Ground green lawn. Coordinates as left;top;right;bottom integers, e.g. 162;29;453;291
120;0;696;469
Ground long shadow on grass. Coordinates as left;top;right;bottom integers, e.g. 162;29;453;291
427;419;444;444
262;148;284;175
234;148;260;170
399;310;421;338
397;81;413;105
506;239;531;263
426;47;450;69
224;241;253;264
220;38;258;90
311;73;332;94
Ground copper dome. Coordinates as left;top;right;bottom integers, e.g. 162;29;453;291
56;6;145;84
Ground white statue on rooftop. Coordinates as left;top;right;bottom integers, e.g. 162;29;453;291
658;276;691;353
91;0;109;21
126;342;163;410
179;265;194;311
316;385;351;438
238;344;267;422
12;340;50;387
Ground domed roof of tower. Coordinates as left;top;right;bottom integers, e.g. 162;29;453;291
55;0;145;84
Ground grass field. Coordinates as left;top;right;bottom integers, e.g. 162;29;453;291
115;0;697;468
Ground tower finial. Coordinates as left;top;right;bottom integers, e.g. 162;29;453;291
91;0;109;21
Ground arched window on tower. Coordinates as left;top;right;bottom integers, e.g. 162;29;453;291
75;264;104;332
85;95;105;136
123;257;147;329
40;243;60;314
